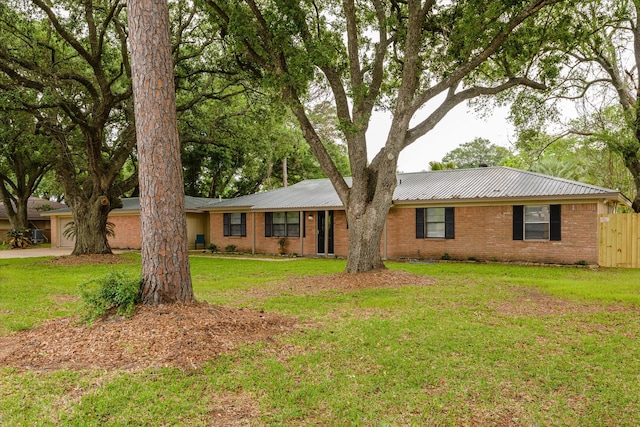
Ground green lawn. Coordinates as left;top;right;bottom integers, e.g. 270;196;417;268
2;256;640;425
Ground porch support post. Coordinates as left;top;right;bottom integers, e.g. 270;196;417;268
251;212;256;254
324;210;329;256
383;217;388;260
299;211;304;255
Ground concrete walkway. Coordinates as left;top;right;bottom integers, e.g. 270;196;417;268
0;247;73;258
0;248;133;259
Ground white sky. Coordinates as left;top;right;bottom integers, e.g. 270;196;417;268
367;103;515;173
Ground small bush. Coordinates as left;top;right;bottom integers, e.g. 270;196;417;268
80;271;141;323
441;253;451;260
575;260;589;266
207;243;218;253
224;244;237;253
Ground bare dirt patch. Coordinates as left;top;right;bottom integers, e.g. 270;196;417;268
249;268;436;298
493;287;635;317
44;254;135;266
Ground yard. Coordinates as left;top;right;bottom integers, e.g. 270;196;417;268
1;255;640;425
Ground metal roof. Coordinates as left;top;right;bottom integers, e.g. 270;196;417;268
207;167;628;211
118;196;221;212
392;167;624;202
206;178;347;211
43;195;222;215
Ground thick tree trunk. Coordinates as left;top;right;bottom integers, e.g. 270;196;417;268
70;196;112;255
344;164;397;273
623;152;640;212
345;206;388;273
0;194;28;230
127;0;194;304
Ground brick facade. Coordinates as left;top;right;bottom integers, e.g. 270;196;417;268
47;200;604;265
208;210;349;256
385;203;600;264
208;202;601;264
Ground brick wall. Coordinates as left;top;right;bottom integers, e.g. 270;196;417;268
385;203;599;264
209;210;349;256
108;214;142;249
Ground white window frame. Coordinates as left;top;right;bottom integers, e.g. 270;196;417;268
524;205;550;240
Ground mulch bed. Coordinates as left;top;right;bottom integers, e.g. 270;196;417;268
1;256;436;372
0;303;298;371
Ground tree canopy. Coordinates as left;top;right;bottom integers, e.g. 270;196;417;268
202;0;572;272
509;0;640;210
441;138;512;169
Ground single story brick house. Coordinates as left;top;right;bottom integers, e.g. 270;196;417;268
0;197;66;242
45;167;630;265
205;167;630;265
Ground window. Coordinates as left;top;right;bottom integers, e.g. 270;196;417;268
524;205;549;240
223;213;246;237
416;207;454;239
513;205;561;241
265;211;300;237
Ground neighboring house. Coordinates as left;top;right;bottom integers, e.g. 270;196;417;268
0;197;66;242
205;167;630;265
45;196;221;249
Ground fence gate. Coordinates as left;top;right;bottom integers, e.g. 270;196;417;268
599;213;640;268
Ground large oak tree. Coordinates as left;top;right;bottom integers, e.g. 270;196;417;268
203;0;570;273
0;0;136;254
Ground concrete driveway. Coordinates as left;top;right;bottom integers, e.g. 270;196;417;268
0;247;73;259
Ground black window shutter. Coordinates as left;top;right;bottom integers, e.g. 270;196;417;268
223;213;230;236
550;204;561;241
513;205;524;240
264;212;272;237
416;208;425;239
240;213;247;237
445;207;455;239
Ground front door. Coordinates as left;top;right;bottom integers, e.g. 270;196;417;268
317;211;334;255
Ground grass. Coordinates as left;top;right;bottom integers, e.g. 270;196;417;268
2;256;640;425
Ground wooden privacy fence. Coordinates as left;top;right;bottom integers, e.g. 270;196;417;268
599;213;640;268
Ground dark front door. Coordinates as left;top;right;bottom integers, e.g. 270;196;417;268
317;210;334;254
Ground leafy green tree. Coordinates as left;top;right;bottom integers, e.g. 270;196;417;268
510;0;640;210
0;0;136;254
203;0;569;273
428;161;456;171
0;106;54;229
0;0;267;254
513;125;635;197
441;138;512;168
181;94;350;198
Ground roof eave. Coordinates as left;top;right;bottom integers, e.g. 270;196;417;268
392;192;626;206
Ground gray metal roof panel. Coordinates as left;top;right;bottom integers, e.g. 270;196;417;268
211;179;344;210
393;167;620;201
210;167;624;211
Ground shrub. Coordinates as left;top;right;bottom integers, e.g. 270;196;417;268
224;244;237;253
3;228;32;249
441;253;451;260
80;271;141;324
207;243;218;253
63;221;115;239
575;260;589;266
